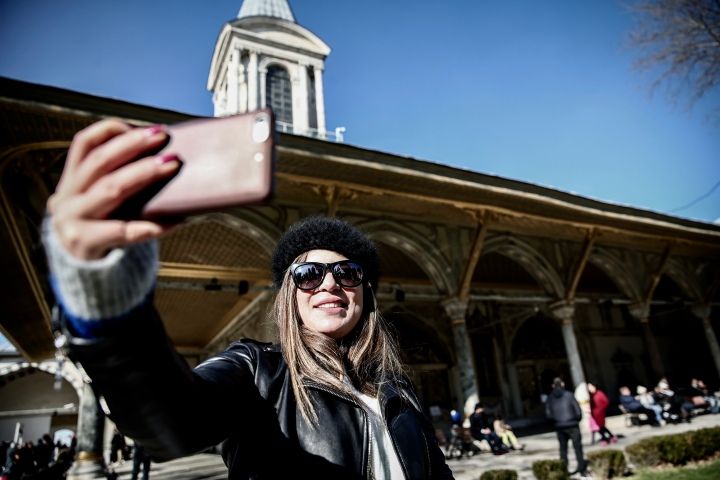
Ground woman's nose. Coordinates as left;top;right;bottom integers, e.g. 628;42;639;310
317;270;339;291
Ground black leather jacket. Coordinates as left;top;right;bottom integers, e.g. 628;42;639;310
64;306;453;479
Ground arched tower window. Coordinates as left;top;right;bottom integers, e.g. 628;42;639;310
266;65;293;124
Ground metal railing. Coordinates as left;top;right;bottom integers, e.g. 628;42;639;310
275;121;346;143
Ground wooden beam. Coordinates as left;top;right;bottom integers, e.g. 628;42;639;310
458;212;490;300
644;244;673;303
206;291;272;351
565;229;597;302
158;262;269;282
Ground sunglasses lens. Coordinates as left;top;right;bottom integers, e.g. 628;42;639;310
334;262;363;287
291;261;365;290
292;263;325;290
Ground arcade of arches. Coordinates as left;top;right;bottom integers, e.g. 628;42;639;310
2;79;720;445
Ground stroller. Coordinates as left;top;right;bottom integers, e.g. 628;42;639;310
444;424;480;459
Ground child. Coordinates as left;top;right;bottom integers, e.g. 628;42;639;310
493;413;524;450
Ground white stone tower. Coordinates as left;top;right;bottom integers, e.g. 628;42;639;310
208;0;332;138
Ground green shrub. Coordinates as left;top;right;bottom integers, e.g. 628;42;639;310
626;426;720;468
626;436;668;468
479;469;518;480
660;433;691;465
689;427;720;461
532;459;569;480
587;449;626;479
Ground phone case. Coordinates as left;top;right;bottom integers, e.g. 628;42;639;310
118;109;275;220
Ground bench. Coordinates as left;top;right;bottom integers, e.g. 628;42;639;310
618;405;647;427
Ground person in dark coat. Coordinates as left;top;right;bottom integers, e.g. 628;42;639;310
469;404;508;455
545;378;587;476
43;122;453;480
131;443;151;480
619;386;661;426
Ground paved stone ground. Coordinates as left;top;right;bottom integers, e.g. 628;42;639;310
449;412;720;480
102;412;720;479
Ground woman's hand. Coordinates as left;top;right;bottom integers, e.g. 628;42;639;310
47;119;181;260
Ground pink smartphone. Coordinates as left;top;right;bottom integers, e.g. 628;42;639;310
113;109;275;221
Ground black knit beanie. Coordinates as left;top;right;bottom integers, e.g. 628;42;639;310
271;216;379;289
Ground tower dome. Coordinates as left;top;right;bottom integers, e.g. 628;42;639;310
237;0;295;23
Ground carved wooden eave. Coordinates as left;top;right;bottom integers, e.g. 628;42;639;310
2;77;719;362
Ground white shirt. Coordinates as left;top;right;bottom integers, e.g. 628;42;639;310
345;382;406;480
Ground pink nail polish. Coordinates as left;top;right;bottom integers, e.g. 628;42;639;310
156;153;180;165
144;125;166;137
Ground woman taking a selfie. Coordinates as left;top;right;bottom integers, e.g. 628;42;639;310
43;119;453;479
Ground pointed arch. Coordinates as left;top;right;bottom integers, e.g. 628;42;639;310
664;258;704;301
184;212;281;258
0;361;84;401
588;248;643;301
483;234;565;298
359;220;454;294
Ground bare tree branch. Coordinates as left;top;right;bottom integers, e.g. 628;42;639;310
628;0;720;109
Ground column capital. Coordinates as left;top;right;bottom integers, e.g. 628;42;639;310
628;302;650;322
442;297;469;322
549;300;575;324
691;303;712;321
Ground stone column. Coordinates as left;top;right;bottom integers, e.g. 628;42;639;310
551;302;589;436
442;298;479;415
629;302;664;379
506;363;524;417
313;67;326;136
67;383;106;479
691;304;720;379
247;51;258;111
295;62;310;133
551;303;586;390
226;48;240;115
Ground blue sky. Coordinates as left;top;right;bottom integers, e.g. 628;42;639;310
2;0;719;223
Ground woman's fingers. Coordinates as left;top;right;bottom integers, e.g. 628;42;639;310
64;125;169;200
53;217;167;260
64;154;182;220
65;119;131;173
52;120;132;207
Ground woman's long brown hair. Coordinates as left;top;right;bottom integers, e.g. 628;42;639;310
273;253;406;424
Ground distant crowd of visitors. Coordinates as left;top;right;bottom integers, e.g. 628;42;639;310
0;434;75;479
433;374;719;479
617;376;719;427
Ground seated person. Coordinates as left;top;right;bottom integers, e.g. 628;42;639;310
618;386;661;426
636;385;664;424
469;403;508;455
690;378;719;413
656;378;693;422
493;413;524;450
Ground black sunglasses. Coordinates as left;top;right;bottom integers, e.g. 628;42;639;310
290;261;364;291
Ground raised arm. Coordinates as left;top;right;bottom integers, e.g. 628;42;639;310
43;120;261;459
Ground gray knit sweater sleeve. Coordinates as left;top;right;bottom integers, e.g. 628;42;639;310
42;217;158;322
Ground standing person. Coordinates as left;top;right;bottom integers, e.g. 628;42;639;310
42;120;453;479
545;378;588;477
109;429;126;466
131;443;151;480
587;382;616;445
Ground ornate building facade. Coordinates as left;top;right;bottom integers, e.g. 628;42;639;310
1;0;719;469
